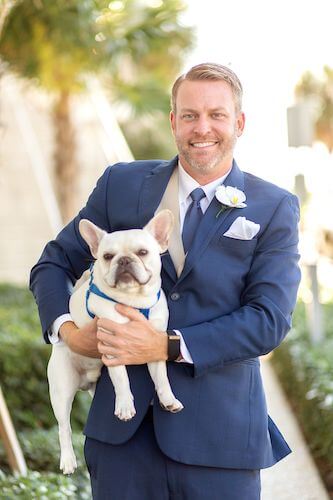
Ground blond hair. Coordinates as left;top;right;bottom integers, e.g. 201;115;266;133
171;63;243;113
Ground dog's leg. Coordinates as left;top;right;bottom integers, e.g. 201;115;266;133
48;347;80;474
147;361;183;412
107;366;136;420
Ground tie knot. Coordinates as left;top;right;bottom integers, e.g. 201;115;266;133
190;188;205;203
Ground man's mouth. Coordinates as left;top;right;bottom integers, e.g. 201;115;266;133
190;141;218;149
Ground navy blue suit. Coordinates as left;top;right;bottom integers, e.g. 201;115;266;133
30;157;301;496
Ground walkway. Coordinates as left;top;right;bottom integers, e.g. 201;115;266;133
261;358;329;499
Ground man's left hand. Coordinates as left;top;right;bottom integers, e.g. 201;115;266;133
97;304;168;367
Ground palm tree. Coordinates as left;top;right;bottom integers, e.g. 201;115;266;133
0;0;193;221
0;0;17;36
295;66;333;152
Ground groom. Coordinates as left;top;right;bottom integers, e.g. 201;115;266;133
30;63;301;499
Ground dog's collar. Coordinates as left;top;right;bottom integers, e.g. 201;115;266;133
85;268;161;320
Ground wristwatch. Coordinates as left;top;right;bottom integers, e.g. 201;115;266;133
166;330;181;361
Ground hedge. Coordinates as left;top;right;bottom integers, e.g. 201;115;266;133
0;284;90;431
0;470;91;499
0;284;91;497
272;301;333;493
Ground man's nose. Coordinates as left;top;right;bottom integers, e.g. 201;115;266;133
193;116;212;135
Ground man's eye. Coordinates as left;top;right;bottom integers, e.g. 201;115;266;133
212;113;226;119
103;253;114;261
182;114;195;120
137;249;148;256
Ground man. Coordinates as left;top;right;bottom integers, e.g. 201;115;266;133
30;63;301;499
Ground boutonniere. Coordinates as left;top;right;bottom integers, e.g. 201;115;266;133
215;185;247;218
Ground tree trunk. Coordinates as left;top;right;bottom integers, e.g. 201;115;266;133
53;91;78;224
316;122;333;152
0;1;17;37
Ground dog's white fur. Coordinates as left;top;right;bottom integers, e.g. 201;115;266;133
47;210;183;474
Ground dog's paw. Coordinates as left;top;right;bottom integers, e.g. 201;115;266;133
60;452;77;475
159;395;184;413
114;395;136;421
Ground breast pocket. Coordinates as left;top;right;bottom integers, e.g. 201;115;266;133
219;235;258;259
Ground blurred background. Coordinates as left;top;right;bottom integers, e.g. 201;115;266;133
0;0;332;498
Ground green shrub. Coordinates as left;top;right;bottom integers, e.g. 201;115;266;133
0;283;92;496
272;301;333;485
0;427;86;474
0;469;91;499
0;284;91;431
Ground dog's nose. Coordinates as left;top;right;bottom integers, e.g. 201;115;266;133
118;256;132;267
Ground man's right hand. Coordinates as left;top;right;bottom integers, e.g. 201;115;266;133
59;319;100;358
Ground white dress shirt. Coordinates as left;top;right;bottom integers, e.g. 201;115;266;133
49;162;231;364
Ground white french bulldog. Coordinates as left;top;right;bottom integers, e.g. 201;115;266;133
47;209;183;475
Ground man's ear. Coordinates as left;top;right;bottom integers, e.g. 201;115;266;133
170;110;176;135
236;112;245;137
144;210;174;253
79;219;106;259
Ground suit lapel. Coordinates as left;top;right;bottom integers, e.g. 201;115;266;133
138;156;179;282
179;161;245;283
138;158;245;284
154;168;186;279
137;157;178;226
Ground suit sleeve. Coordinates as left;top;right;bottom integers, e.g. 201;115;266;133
29;167;112;342
179;193;301;377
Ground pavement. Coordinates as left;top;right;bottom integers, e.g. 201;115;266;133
261;357;329;500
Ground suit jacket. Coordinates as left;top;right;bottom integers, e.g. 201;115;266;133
30;156;301;469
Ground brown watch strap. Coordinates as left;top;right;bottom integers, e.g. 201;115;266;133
167;330;181;361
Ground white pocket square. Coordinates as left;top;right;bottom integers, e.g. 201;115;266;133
223;217;260;240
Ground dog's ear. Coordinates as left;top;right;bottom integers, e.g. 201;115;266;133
144;210;174;253
79;219;106;259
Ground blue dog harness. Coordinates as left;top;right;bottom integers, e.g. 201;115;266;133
85;268;161;320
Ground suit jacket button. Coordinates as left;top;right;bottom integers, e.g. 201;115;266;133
170;292;180;301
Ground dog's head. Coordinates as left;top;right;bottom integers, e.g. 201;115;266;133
79;210;174;294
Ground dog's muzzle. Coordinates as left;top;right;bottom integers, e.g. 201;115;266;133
115;257;139;284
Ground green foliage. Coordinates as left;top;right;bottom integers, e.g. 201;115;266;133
0;283;92;496
295;66;333;151
0;427;86;474
121;112;176;159
0;283;91;431
0;428;91;496
0;0;101;92
272;301;333;484
0;469;91;499
0;0;193;110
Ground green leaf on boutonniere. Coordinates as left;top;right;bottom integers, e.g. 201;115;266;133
216;205;229;218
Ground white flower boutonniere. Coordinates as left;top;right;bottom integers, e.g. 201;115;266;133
215;185;247;218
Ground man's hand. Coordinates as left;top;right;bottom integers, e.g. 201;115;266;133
96;304;168;367
59;318;100;358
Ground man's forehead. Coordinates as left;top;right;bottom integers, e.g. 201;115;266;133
176;79;235;105
175;80;235;112
178;79;232;93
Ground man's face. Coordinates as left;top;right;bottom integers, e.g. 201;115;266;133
170;80;245;180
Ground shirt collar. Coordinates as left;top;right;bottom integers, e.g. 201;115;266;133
178;162;232;205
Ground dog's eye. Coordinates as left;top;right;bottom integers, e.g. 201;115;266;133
103;253;114;261
137;249;148;257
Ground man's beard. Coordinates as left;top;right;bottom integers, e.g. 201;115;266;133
175;131;238;174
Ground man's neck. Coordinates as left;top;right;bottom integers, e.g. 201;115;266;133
179;159;233;186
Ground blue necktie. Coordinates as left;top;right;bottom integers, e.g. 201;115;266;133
182;188;206;253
